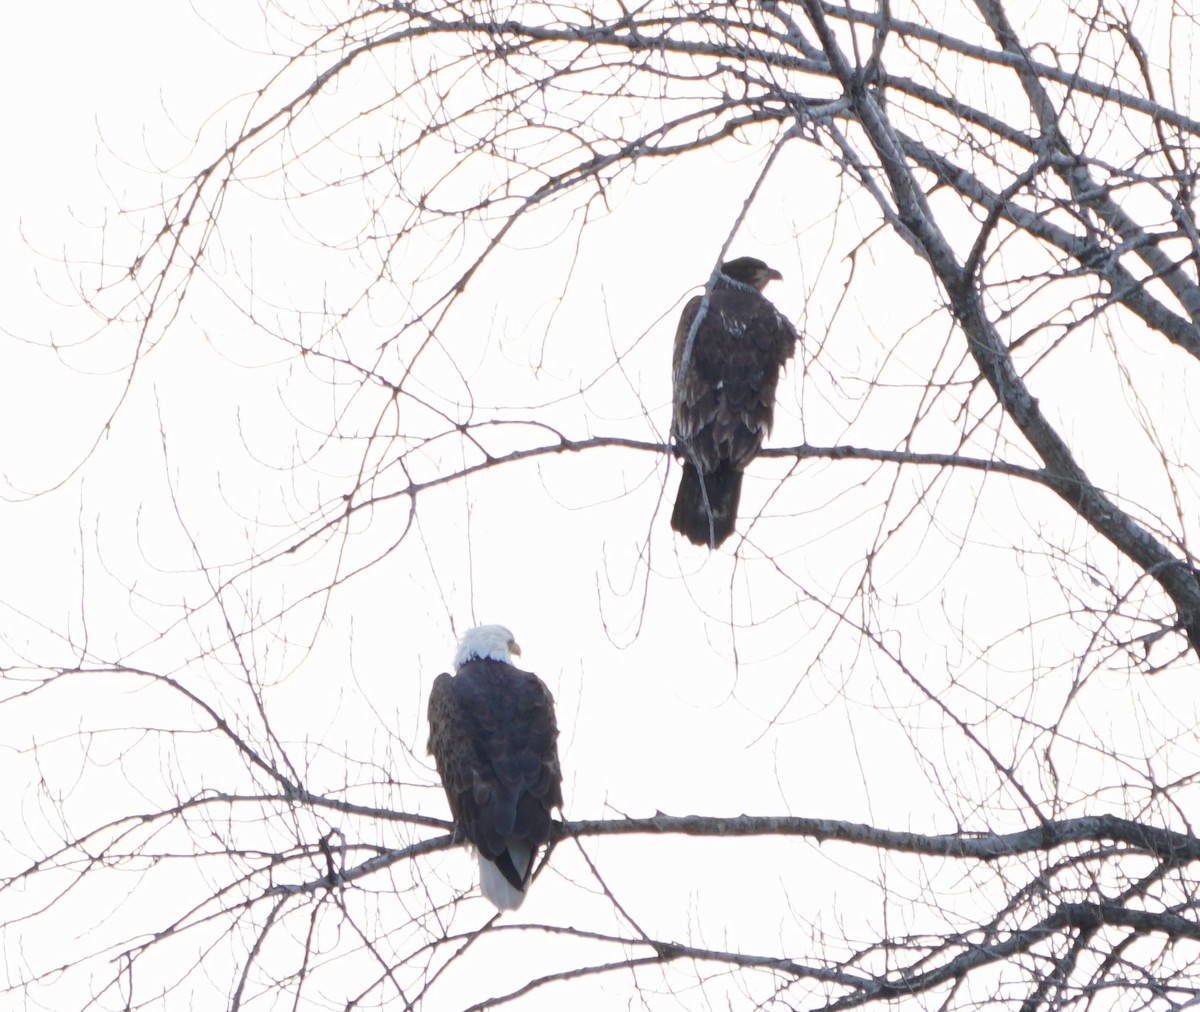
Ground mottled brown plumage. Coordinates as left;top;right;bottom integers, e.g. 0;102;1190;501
427;625;562;909
671;256;798;547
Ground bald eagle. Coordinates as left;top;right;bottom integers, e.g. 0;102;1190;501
671;256;799;548
427;624;563;910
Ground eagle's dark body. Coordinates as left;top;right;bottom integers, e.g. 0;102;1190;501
671;257;798;547
427;625;562;909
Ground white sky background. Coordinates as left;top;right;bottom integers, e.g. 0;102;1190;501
4;1;1200;1009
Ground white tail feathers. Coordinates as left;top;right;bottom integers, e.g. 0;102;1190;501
478;842;533;910
479;859;524;909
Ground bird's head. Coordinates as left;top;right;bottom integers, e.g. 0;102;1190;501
454;624;521;667
720;256;783;292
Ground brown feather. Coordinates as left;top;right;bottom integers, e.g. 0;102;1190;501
671;262;798;547
428;658;562;904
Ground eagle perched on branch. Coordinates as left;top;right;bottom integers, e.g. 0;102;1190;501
427;625;563;910
671;256;799;548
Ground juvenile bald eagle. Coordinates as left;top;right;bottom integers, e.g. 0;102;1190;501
427;624;563;910
671;256;799;548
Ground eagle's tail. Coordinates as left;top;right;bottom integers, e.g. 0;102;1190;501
479;842;533;910
671;461;741;548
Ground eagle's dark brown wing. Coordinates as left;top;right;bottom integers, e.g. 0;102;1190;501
671;282;797;547
427;660;562;896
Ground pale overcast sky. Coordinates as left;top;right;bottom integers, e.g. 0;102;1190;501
3;3;1200;1009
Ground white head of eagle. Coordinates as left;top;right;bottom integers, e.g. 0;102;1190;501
427;624;563;910
670;255;799;548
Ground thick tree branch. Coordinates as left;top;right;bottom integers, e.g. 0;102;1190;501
802;0;1200;652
